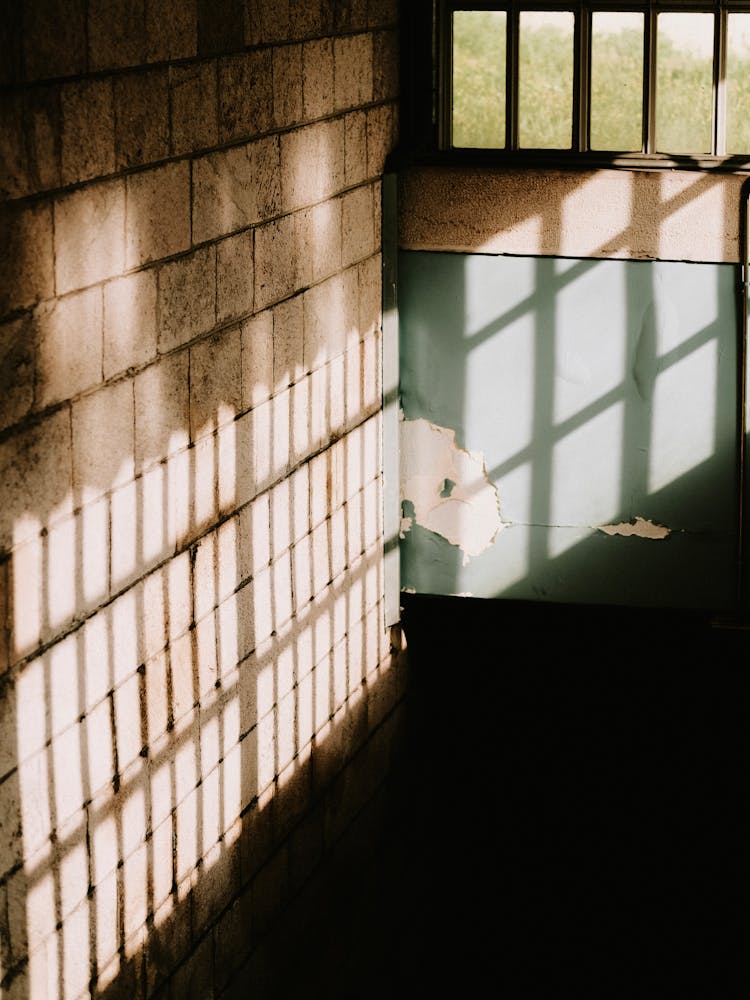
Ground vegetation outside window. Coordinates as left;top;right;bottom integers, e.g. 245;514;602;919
441;1;750;168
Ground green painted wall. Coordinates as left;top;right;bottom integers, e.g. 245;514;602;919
399;250;740;610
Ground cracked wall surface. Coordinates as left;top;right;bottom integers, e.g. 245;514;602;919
398;249;739;609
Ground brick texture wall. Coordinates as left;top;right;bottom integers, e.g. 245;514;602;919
0;2;401;997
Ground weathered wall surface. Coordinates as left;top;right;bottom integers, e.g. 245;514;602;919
396;165;745;609
0;2;400;997
399;165;747;263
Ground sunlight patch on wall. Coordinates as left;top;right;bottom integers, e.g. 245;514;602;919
549;402;624;558
648;339;718;494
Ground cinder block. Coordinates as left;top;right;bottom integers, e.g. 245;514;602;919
60;77;115;185
344;109;368;187
245;0;289;45
213;888;253;994
126;161;191;269
167;630;196;729
146;0;198;62
56;822;89;931
122;840;148;940
82;498;110;611
72;379;134;504
219;49;273;143
0;558;8;676
115;68;170;170
367;102;396;178
305;198;342;285
0;408;72;552
150;813;174;911
342;184;375;267
22;0;86;80
171;929;214;1000
217;414;243;516
55;178;125;295
0;314;36;432
273;44;303;129
311;519;332;597
170;59;218;156
61;896;93;999
373;28;399;102
192;137;280;244
302;38;334;121
334;34;373;111
35;285;103;408
104;268;157;379
87;0;146;71
105;480;136;590
134;350;189;472
86;696;115;798
192;431;219;532
344;337;363;429
0;200;54;315
195;607;219;696
272;294;304;391
303;271;357;372
289;0;323;39
190;325;242;440
373;178;382;247
113;668;143;775
281;119;344;213
217;230;254;323
158;244;216;354
145;650;169;746
175;785;199;882
308;362;329;449
25;84;61;193
357;252;381;340
0;86;59;199
0;92;28;199
9;533;44;659
292;535;313;611
193;530;218;623
289;374;310;464
329;352;345;434
254;215;298;311
238;492;270;581
270;478;292;558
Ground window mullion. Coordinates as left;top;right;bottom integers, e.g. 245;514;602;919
645;2;657;153
508;3;519;150
715;3;728;156
576;3;591;152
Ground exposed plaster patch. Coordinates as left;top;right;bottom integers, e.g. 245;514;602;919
400;416;505;564
596;516;670;540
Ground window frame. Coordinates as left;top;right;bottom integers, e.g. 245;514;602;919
407;0;750;171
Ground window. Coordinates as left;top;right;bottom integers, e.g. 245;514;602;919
420;1;750;168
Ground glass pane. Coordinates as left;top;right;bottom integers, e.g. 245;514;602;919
655;12;714;154
452;10;506;148
519;10;574;149
590;12;643;151
727;14;750;153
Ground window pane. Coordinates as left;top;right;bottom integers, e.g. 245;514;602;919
452;10;507;148
655;12;714;154
590;12;643;151
727;13;750;154
519;10;574;149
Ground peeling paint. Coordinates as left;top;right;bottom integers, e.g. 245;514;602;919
596;516;670;540
400;416;505;565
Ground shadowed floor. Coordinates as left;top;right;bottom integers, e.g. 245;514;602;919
313;593;747;997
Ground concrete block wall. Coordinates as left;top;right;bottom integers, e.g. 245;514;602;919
0;2;401;997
